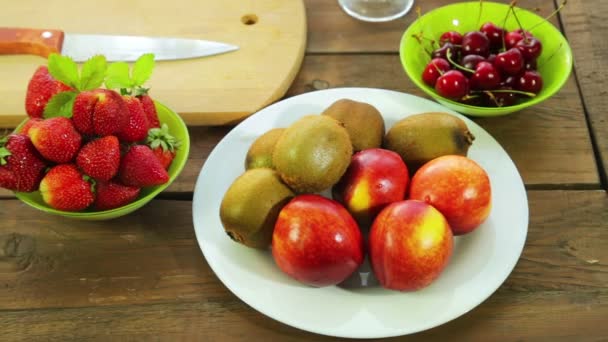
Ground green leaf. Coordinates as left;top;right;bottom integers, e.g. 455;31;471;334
47;53;79;88
80;55;107;91
43;91;78;118
0;147;11;166
105;62;132;90
131;53;155;86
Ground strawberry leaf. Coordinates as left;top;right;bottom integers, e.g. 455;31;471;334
80;55;108;91
0;147;11;166
131;53;155;87
105;62;132;90
43;91;78;118
48;53;79;89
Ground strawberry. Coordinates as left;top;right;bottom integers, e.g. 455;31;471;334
138;94;160;129
72;89;128;136
147;123;181;169
94;180;140;210
0;134;47;192
39;164;94;211
28;117;82;163
25;66;72;118
119;145;169;187
118;96;149;143
76;136;120;181
18;118;43;135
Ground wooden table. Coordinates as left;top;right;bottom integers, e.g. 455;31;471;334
1;0;607;340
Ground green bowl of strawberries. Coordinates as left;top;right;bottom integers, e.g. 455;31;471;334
400;1;573;116
2;54;190;220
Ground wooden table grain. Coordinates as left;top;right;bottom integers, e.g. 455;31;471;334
1;0;607;341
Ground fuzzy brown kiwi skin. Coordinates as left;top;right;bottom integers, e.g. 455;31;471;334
322;99;385;152
220;168;295;249
383;112;475;172
244;128;285;170
272;115;353;194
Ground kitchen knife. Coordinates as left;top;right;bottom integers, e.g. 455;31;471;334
0;27;239;62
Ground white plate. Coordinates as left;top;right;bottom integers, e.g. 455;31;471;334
192;88;528;338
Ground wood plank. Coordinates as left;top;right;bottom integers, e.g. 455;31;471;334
287;54;598;186
560;0;608;187
304;0;558;53
0;290;606;341
0;190;606;341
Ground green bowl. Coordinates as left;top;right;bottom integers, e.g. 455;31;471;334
13;101;190;220
400;1;573;116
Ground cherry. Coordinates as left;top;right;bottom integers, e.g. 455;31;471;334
462;31;490;57
422;58;451;86
470;61;501;90
514;29;534;39
439;31;463;46
524;58;537;70
516;37;542;61
487;53;497;64
501;75;517;88
485;87;518;107
432;42;460;60
494;48;524;76
435;70;469;100
505;31;524;49
460;54;485;75
480;22;505;50
516;70;543;94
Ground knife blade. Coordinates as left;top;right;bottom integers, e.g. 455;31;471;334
0;27;239;62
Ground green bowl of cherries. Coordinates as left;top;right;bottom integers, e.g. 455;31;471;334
400;1;573;116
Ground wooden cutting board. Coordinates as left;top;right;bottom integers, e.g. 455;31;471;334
0;0;306;127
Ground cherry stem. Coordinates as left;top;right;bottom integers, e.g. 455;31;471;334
537;42;563;70
431;60;446;76
477;0;483;28
473;89;537;97
446;49;475;73
462;94;481;101
484;91;500;106
510;5;530;42
528;0;567;32
501;2;513;52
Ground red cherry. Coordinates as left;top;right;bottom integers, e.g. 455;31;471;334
485;87;518;107
516;70;543;94
461;54;486;69
514;29;534;38
435;70;469;100
524;58;537;70
487;53;497;64
439;31;463;46
422;58;451;86
432;42;460;60
505;31;524;49
462;31;490;57
470;61;501;90
460;54;485;76
501;75;517;88
480;22;505;50
494;48;524;76
515;37;542;61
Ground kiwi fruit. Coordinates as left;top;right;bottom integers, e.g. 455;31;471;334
273;115;352;193
245;128;285;170
220;168;294;249
384;112;475;172
322;99;385;152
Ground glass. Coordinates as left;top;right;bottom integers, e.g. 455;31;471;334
338;0;414;22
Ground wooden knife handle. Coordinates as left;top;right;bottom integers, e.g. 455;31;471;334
0;28;64;58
